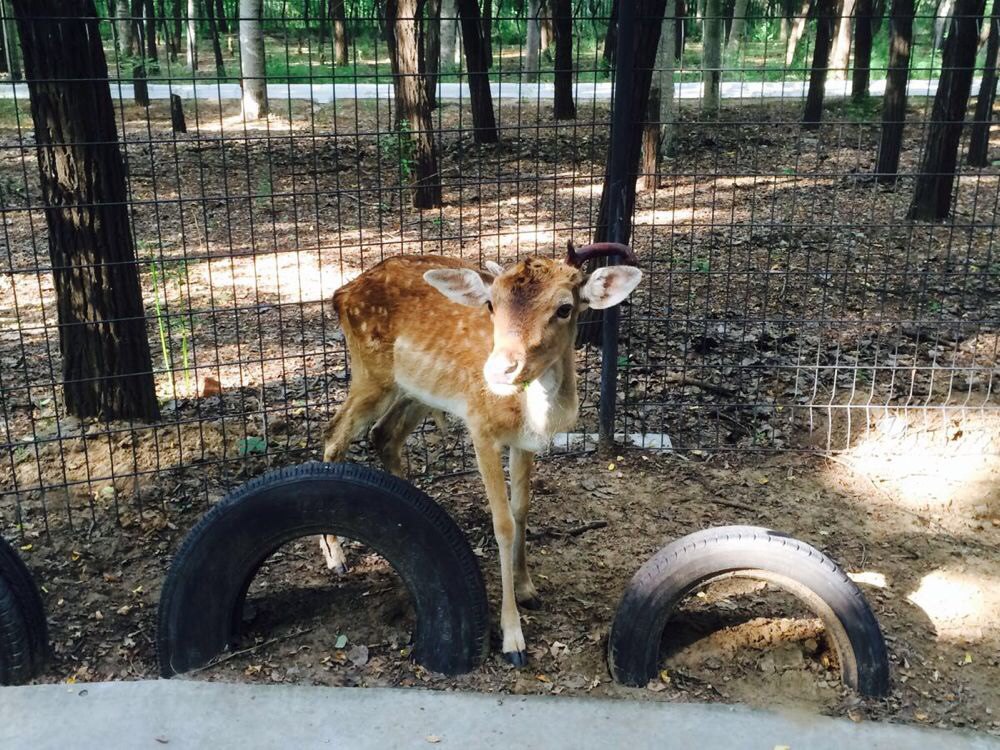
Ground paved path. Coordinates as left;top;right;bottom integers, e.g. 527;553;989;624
0;78;984;104
2;680;998;750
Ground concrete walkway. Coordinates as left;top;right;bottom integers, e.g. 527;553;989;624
0;77;986;104
2;680;998;750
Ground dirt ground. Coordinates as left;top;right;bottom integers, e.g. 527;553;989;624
1;95;998;733
13;439;1000;736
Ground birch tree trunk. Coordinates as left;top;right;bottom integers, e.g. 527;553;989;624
186;0;198;70
526;0;542;80
726;0;750;53
785;0;811;65
440;0;458;66
117;0;135;55
240;0;267;119
829;0;856;80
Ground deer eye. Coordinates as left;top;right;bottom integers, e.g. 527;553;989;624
486;301;494;314
556;303;573;319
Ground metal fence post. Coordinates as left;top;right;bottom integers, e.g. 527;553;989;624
598;0;639;448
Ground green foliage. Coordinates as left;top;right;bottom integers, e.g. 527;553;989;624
380;119;415;181
238;436;268;455
146;253;194;396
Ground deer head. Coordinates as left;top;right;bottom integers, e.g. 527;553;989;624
423;242;642;395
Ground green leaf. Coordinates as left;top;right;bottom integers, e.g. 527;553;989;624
238;436;267;456
335;634;348;649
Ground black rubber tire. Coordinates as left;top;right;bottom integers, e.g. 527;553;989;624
157;462;490;677
607;526;890;697
0;535;49;684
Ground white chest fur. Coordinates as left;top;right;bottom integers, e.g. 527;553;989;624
516;370;578;451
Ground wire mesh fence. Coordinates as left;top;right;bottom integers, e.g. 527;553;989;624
0;0;997;542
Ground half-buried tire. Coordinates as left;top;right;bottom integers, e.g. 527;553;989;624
157;462;489;677
0;534;50;684
607;526;889;697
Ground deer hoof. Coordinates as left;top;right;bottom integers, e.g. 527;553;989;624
503;650;529;668
517;594;543;610
327;562;349;576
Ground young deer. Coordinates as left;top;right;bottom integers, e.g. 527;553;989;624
321;241;642;665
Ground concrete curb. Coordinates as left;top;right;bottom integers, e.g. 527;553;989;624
1;680;998;750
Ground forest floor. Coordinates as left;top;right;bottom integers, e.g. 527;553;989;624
0;96;998;733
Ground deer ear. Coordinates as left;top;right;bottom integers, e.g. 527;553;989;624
580;266;642;310
484;260;503;276
424;269;492;307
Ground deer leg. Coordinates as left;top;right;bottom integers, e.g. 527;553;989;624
320;384;395;573
510;447;541;609
473;437;526;666
322;383;395;463
370;395;428;477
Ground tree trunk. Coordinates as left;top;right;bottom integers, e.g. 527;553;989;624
0;12;6;74
909;0;987;219
131;0;145;57
785;0;811;65
578;0;667;347
640;0;676;191
318;0;328;58
540;3;553;52
676;0;686;59
726;0;750;53
968;0;1000;166
780;0;795;45
170;92;187;130
215;0;227;32
186;0;198;70
829;0;855;80
117;0;135;55
143;0;158;60
851;0;875;99
703;0;722;111
331;0;348;65
204;0;225;76
440;0;458;66
457;0;498;142
482;0;492;67
240;0;267;118
1;1;22;81
422;0;441;107
802;0;836;128
172;0;183;59
387;0;442;208
552;0;575;118
874;0;914;180
934;0;955;50
602;0;617;65
133;62;149;104
11;0;160;421
526;0;542;79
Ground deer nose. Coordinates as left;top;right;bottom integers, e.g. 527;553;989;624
484;351;524;384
